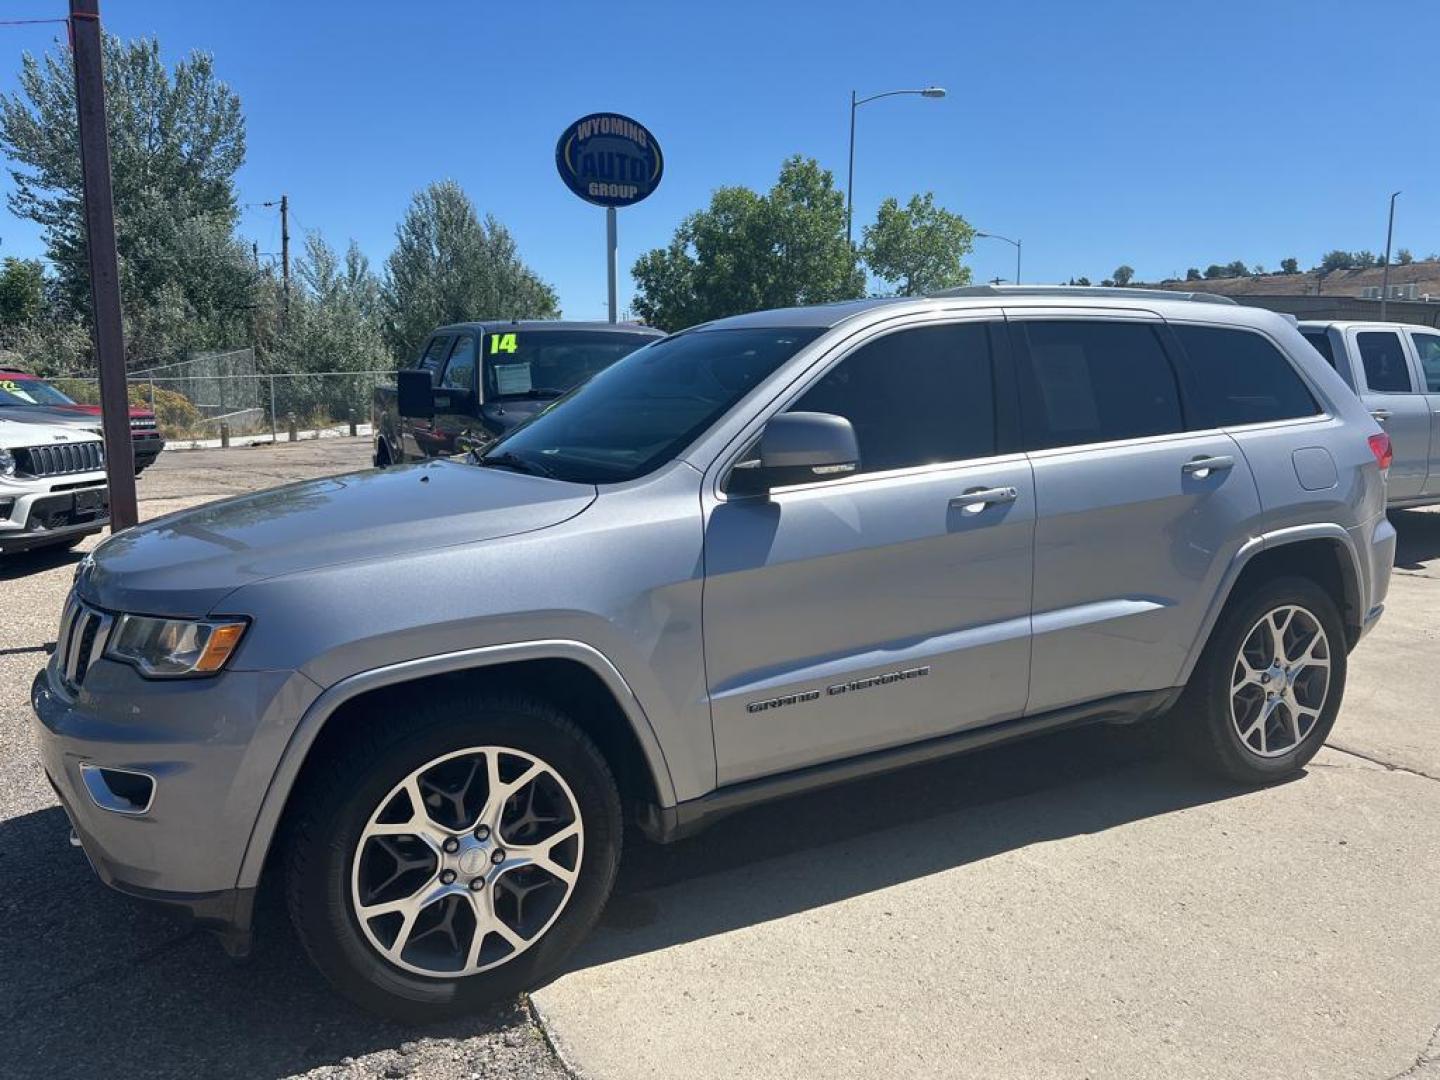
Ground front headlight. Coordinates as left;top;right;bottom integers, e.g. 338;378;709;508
105;614;248;677
0;447;14;477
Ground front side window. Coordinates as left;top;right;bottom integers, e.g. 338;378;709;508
482;330;659;401
483;327;822;483
417;336;452;383
1300;330;1337;369
789;323;996;475
1015;320;1183;450
1410;332;1440;393
1172;324;1319;427
1356;331;1414;393
440;335;477;391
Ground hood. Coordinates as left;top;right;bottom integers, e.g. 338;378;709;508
78;459;596;617
0;417;104;448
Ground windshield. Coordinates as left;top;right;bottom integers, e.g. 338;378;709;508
481;330;659;400
481;327;823;484
0;376;76;407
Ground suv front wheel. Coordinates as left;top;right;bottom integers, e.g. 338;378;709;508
284;692;622;1022
1181;576;1347;783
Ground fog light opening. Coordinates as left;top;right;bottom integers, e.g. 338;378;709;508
79;764;155;815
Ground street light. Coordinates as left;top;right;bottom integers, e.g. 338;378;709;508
976;231;1022;286
847;86;946;246
1380;190;1401;322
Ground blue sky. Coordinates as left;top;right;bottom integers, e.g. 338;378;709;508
1;0;1437;319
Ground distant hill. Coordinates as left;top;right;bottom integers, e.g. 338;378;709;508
1146;259;1440;299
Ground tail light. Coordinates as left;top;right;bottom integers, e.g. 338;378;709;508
1368;432;1393;471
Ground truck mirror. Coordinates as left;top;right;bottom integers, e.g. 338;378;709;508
397;369;434;419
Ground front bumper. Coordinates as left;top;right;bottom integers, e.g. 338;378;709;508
0;483;109;552
30;655;322;935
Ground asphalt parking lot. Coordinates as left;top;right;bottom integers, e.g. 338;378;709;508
2;440;1438;1079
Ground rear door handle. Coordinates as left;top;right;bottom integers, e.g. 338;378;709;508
1182;455;1234;479
1370;408;1392;422
950;486;1019;513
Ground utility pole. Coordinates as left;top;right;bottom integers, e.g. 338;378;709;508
280;193;290;325
1380;190;1401;322
69;0;138;529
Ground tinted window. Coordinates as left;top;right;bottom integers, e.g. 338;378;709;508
1172;325;1319;427
1301;330;1337;369
0;375;77;407
440;335;477;391
1411;333;1440;393
1016;320;1183;450
481;330;659;400
417;336;452;382
790;324;995;474
485;328;822;483
1356;331;1414;392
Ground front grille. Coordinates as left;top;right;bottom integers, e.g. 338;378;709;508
53;594;113;693
129;418;157;431
17;441;104;478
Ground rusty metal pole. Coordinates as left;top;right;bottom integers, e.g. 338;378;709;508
70;0;138;529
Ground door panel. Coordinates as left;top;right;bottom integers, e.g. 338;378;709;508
1353;328;1428;500
704;460;1035;784
1408;330;1440;497
1025;433;1261;712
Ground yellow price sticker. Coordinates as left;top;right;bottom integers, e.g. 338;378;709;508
488;333;518;355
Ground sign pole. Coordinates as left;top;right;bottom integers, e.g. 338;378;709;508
606;206;618;323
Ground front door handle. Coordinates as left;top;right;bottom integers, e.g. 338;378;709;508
1370;408;1392;422
1182;455;1234;479
950;486;1019;513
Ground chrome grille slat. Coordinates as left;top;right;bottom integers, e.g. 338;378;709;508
64;608;90;685
17;441;104;478
54;596;111;693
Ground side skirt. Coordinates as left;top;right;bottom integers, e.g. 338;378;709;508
637;688;1182;844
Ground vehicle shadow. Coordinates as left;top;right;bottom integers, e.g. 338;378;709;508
0;544;84;582
0;721;1263;1078
1390;508;1440;572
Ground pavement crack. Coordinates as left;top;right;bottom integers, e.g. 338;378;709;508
1388;1016;1440;1079
1325;741;1440;784
523;993;581;1079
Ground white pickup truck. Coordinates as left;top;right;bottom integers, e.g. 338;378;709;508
1299;320;1440;507
0;419;109;555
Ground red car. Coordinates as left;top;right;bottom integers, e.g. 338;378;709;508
0;367;164;474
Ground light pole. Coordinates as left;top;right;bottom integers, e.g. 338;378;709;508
976;231;1022;286
847;86;946;247
1380;190;1401;322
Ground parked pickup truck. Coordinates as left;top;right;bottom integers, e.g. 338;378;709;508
372;320;663;466
0;366;165;475
1297;321;1440;507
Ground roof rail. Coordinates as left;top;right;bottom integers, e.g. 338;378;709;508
929;284;1238;306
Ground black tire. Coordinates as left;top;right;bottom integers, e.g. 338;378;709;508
1179;575;1346;783
283;691;622;1022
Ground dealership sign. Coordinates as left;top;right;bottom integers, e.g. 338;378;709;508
555;112;664;208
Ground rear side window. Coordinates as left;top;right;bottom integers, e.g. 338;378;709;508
1411;332;1440;393
791;323;996;474
1356;331;1414;393
1014;320;1183;450
1300;330;1337;369
1171;325;1319;427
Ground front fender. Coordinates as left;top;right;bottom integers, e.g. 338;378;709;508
233;638;677;890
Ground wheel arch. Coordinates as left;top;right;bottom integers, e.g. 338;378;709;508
1179;525;1365;686
236;639;677;890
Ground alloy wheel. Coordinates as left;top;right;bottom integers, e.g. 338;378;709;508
1229;604;1331;759
350;746;583;977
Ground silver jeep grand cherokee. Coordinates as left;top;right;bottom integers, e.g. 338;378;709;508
32;287;1395;1020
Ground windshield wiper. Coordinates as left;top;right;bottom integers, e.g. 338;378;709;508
477;451;554;478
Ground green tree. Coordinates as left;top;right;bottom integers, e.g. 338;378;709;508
1280;257;1299;274
1111;264;1134;286
382;180;557;361
1185;267;1202;281
631;156;862;331
0;35;254;361
1074;276;1091;287
1397;248;1414;265
1319;250;1353;273
1353;250;1378;269
0;257;45;327
861;193;973;296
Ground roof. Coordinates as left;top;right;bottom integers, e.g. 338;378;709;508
431;320;664;336
1296;320;1432;331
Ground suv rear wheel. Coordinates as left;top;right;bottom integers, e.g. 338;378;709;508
284;692;622;1021
1181;576;1346;783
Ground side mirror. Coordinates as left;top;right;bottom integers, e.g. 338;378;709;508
727;412;860;496
397;369;435;419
